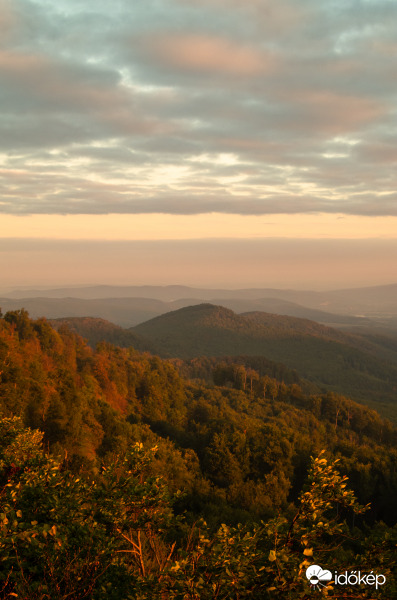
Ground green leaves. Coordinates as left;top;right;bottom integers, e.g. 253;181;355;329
0;417;176;599
0;410;395;598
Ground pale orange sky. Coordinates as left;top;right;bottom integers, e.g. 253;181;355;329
2;213;397;241
2;237;397;292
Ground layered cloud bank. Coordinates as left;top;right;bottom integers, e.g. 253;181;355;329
1;0;396;217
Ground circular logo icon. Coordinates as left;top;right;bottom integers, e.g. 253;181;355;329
306;565;332;590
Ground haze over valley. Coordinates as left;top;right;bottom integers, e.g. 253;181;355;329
2;282;397;328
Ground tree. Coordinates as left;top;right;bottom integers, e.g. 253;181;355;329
0;416;173;599
4;309;35;340
1;417;396;599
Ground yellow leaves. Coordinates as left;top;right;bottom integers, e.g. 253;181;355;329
268;550;277;562
300;559;312;570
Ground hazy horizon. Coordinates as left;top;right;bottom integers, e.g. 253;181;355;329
2;238;397;293
2;280;397;296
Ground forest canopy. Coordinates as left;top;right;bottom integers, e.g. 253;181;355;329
0;310;396;598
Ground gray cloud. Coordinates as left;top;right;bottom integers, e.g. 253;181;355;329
1;0;396;216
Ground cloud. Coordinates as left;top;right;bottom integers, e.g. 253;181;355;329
0;0;396;218
278;91;384;136
0;48;163;138
143;34;273;77
0;0;16;46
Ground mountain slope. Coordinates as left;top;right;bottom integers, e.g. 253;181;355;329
0;295;373;328
2;281;396;329
133;304;397;416
0;296;173;327
50;316;158;353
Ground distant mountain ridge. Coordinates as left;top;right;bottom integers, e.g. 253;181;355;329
4;281;397;301
3;285;197;301
3;281;396;328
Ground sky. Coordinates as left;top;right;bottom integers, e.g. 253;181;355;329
1;0;397;290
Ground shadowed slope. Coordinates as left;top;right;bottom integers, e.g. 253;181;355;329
132;304;397;414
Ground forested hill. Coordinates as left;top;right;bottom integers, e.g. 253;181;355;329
131;304;397;416
50;316;157;353
0;294;375;328
132;303;373;348
1;309;396;528
52;305;397;420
